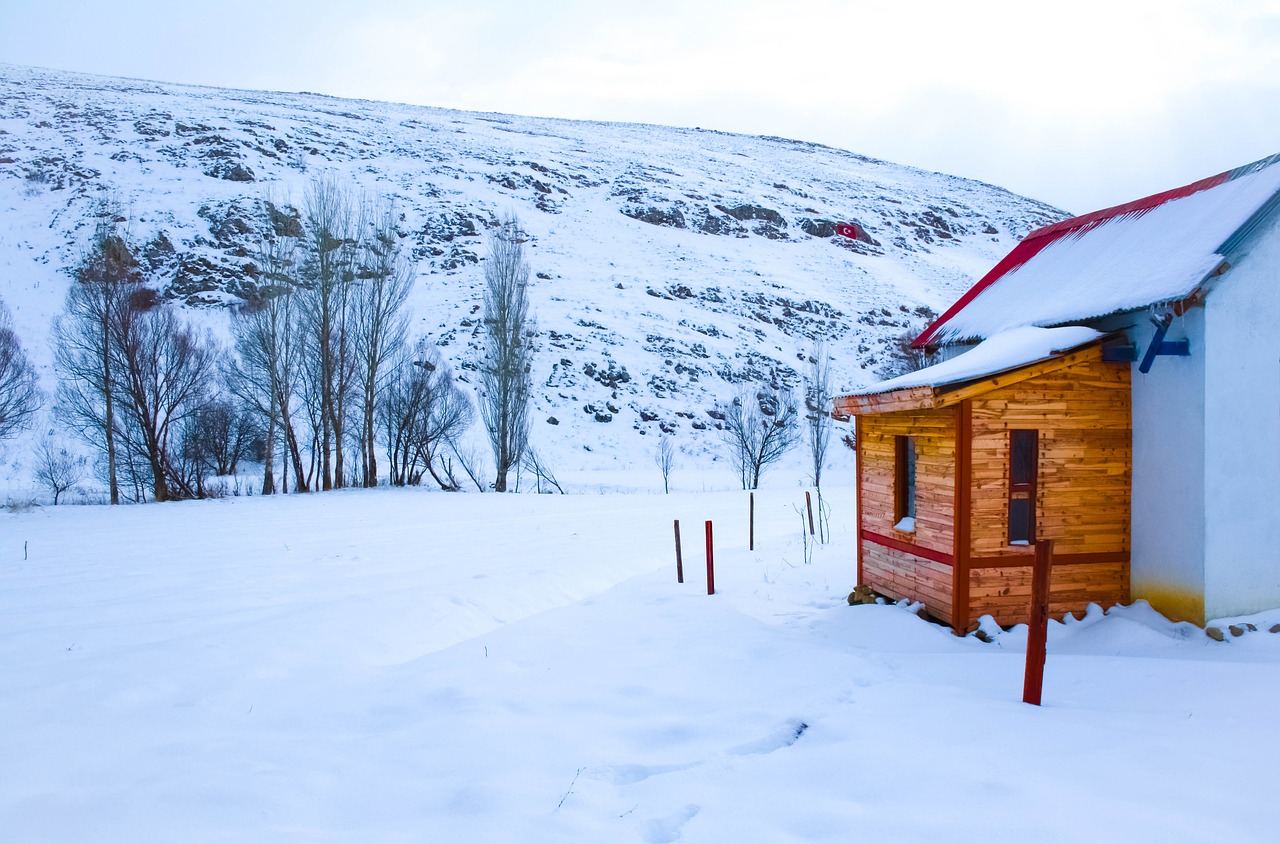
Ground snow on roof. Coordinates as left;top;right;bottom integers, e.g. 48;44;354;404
917;153;1280;346
847;325;1103;397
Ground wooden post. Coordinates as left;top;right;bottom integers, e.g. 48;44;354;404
748;492;754;551
805;491;815;536
1023;538;1053;705
952;399;972;635
673;519;684;583
705;520;715;595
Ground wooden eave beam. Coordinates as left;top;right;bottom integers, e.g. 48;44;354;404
833;342;1106;418
833;386;938;416
929;344;1105;406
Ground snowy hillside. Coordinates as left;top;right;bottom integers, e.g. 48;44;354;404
0;63;1065;486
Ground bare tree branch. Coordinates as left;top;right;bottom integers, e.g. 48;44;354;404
719;385;800;490
805;340;832;489
0;299;40;442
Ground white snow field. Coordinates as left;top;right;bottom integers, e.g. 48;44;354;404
2;485;1278;843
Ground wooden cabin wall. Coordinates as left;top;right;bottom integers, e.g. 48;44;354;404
964;353;1131;626
967;561;1128;627
857;411;956;621
862;543;953;625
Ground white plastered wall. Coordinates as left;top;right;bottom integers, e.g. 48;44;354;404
1125;308;1207;624
1202;218;1280;620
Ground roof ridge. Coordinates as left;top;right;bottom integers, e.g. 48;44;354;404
1026;152;1280;245
913;152;1280;348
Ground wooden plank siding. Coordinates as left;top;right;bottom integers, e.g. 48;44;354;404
959;350;1131;627
967;560;1129;627
855;409;958;624
852;346;1133;633
855;411;957;557
967;351;1131;561
862;541;954;625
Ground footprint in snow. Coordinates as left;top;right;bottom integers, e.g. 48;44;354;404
642;804;700;843
599;761;698;785
727;718;809;756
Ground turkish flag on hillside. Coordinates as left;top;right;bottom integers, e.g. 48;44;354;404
835;223;861;239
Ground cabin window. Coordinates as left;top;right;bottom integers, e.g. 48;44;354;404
1008;429;1038;545
894;435;917;532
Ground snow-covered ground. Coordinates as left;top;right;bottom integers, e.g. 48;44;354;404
3;484;1277;842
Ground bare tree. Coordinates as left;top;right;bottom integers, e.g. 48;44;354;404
54;219;143;503
298;176;359;491
227;231;309;494
0;299;40;442
720;385;800;490
656;435;675;494
879;325;938;380
448;441;490;493
478;214;533;492
182;397;259;478
34;431;86;504
805;340;833;490
56;245;217;504
109;300;218;501
352;201;413;487
521;448;563;494
382;340;473;489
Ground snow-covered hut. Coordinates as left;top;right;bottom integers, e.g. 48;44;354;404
836;152;1280;629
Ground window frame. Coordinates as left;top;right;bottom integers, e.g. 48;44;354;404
1007;428;1038;545
894;435;917;531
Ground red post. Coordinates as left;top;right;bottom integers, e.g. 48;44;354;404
805;490;815;536
673;519;684;583
1023;538;1053;705
705;520;715;595
748;492;754;551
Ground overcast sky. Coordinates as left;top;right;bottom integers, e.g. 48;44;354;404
4;0;1279;213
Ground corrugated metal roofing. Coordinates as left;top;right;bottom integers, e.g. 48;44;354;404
915;153;1280;347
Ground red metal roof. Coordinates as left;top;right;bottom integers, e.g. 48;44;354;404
914;154;1280;347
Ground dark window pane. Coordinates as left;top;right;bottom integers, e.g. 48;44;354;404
1008;429;1037;544
895;435;917;525
1011;430;1036;486
905;438;916;519
1009;498;1032;543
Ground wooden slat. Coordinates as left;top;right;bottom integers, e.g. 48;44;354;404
968;551;1129;568
862;530;954;566
966;560;1129;627
953;399;972;633
861;541;954;623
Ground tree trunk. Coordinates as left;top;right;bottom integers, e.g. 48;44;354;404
262;410;276;495
277;384;308;493
101;307;119;505
363;377;377;487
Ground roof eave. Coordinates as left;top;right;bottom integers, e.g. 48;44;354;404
833;385;939;416
924;279;1221;348
833;342;1108;417
914;152;1280;349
